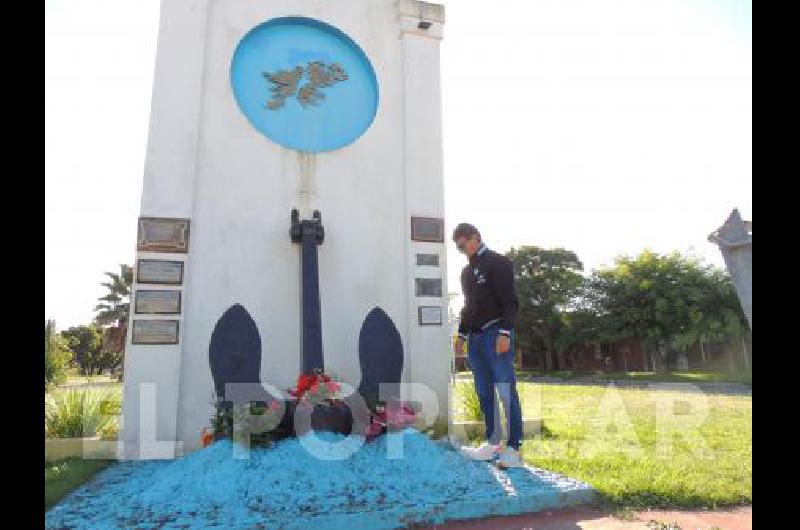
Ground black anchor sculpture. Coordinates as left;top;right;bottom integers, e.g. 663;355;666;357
206;210;406;439
290;208;325;374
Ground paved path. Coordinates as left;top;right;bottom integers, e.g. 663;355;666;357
421;506;752;530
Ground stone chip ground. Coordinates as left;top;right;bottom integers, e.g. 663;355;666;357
45;429;595;529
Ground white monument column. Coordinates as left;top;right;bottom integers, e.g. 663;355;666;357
121;0;450;458
119;0;211;459
398;1;450;427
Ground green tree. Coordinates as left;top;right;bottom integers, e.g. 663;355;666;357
589;250;747;372
555;308;605;361
45;320;72;390
672;264;748;370
61;324;121;376
506;246;585;371
94;264;133;376
94;264;133;327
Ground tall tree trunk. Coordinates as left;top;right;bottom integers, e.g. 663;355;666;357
543;328;554;372
544;350;553;372
700;341;707;364
641;340;648;372
727;344;736;373
556;350;567;371
656;343;667;373
741;338;750;371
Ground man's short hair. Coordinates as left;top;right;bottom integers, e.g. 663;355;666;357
452;223;481;243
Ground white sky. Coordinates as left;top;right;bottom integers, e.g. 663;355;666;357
45;0;752;328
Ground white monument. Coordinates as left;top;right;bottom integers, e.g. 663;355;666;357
121;0;449;458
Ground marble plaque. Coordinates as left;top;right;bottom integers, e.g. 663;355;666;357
137;217;190;253
136;259;184;285
418;306;443;326
131;320;180;345
135;290;182;315
416;253;440;267
411;217;445;243
415;278;443;297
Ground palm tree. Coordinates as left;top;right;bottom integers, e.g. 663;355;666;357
94;264;133;359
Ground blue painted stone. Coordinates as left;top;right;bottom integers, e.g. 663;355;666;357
45;429;597;529
358;307;404;404
230;16;379;153
208;304;264;400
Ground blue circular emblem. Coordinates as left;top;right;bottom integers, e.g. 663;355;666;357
231;17;379;153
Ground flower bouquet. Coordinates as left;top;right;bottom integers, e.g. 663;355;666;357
209;397;285;447
287;369;353;436
365;401;418;442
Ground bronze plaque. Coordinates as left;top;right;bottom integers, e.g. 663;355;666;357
136;259;184;285
418;306;443;326
137;217;190;253
131;320;180;345
416;253;440;267
411;217;445;243
135;290;182;315
415;278;443;297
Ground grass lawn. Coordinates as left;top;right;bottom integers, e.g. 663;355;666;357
45;458;113;510
62;374;121;387
45;384;123;510
454;381;752;511
595;371;752;385
477;370;753;385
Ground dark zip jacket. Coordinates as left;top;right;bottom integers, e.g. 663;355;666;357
457;243;519;338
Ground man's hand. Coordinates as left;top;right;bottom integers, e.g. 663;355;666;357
455;337;466;355
496;335;511;355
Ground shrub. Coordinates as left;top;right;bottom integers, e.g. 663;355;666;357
45;388;121;439
45;320;73;391
454;382;484;422
209;397;285;447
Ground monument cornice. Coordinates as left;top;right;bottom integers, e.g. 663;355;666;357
397;0;445;39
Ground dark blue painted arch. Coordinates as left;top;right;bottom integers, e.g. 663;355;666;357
357;307;404;404
208;304;265;401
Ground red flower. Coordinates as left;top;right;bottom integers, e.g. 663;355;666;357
288;371;340;400
365;419;384;442
201;427;214;448
290;373;319;399
386;404;416;428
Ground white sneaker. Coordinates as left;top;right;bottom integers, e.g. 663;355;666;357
460;442;501;461
496;447;524;469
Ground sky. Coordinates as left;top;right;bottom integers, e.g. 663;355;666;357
45;0;752;329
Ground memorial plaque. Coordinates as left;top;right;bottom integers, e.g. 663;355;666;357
136;259;184;285
131;320;180;345
411;217;445;243
137;217;190;253
418;306;443;326
135;290;182;315
415;278;443;297
416;253;440;267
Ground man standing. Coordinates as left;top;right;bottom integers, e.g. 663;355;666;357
453;223;524;468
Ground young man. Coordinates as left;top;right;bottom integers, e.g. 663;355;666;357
453;223;524;468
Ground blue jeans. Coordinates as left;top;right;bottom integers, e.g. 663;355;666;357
467;325;523;450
